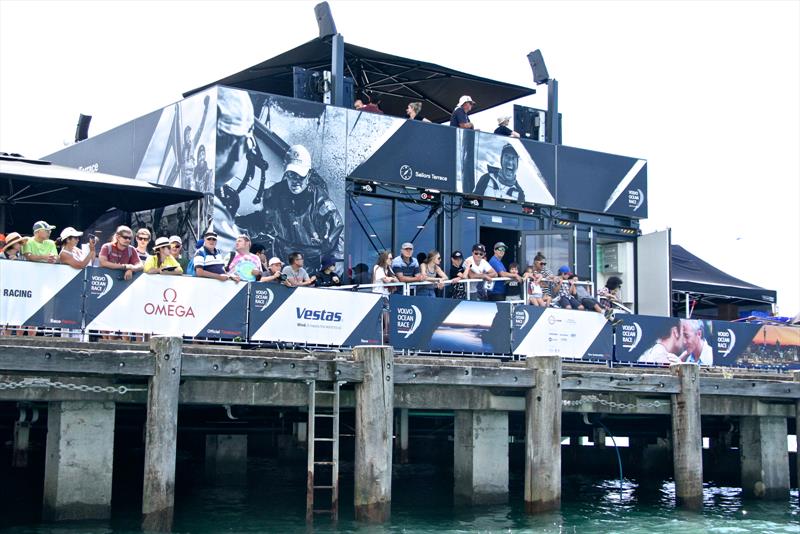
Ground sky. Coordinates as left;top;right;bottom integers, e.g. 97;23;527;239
1;0;798;316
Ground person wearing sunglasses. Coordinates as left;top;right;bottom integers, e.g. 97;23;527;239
99;225;143;281
194;229;240;282
463;243;497;301
168;235;189;271
134;228;152;262
528;251;556;304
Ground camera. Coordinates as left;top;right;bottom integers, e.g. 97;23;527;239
279;273;288;282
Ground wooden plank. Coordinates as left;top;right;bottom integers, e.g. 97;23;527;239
562;370;679;393
700;377;800;399
179;355;362;382
394;364;534;387
0;345;154;376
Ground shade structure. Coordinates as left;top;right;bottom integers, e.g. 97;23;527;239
0;156;203;233
671;244;777;309
184;37;536;123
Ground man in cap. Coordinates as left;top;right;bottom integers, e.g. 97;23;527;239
237;143;344;273
391;242;425;284
450;95;475;129
194;228;240;282
169;235;189;271
463;243;497;300
447;250;467;299
260;256;288;285
487;242;523;301
473;143;525;202
494;116;520;138
22;220;58;263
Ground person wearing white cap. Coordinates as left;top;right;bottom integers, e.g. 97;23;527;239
236;143;344;273
260;256;288;285
22;220;58;263
58;227;96;269
144;237;183;275
494;116;520;138
449;95;475;129
168;235;189;271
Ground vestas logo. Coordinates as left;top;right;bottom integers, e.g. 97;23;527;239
90;274;114;299
399;164;413;181
716;328;737;359
514;309;530;329
396;305;422;339
628;188;645;211
621;322;642;352
295;308;343;322
255;288;275;312
144;288;196;318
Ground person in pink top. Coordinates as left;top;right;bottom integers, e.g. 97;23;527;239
226;234;263;282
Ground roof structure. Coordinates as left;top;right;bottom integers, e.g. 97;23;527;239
184;37;535;123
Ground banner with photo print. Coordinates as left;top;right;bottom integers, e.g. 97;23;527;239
613;315;713;366
511;305;612;360
712;321;799;370
0;262;84;329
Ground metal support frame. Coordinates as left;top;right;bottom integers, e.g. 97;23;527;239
545;79;559;145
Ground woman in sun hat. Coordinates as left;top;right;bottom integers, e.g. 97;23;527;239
1;232;28;260
57;227;96;269
144;237;183;275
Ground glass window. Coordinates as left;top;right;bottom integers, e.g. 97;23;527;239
346;196;392;283
524;232;571;270
460;210;478;255
395;200;438;257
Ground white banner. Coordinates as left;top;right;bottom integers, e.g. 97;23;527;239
0;261;84;327
513;307;608;358
250;287;381;345
85;272;246;337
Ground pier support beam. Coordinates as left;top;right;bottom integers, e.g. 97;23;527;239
454;410;509;504
399;408;409;464
142;336;183;532
354;346;393;523
205;434;248;480
12;421;31;468
739;416;789;499
524;355;562;513
670;363;703;510
794;371;800;490
42;401;115;520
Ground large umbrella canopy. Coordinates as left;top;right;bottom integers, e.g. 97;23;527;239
0;155;203;233
671;244;777;311
185;37;536;123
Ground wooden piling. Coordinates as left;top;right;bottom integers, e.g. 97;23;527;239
524;355;562;513
670;363;703;510
794;371;800;491
142;336;183;532
399;408;409;464
353;346;393;522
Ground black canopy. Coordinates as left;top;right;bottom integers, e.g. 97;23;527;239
0;156;203;233
671;244;776;306
184;37;535;123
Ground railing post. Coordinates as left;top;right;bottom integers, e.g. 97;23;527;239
670;362;703;509
142;336;183;532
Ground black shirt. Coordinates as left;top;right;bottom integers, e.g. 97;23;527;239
447;263;467;299
315;270;341;287
494;125;514;136
450;107;471;128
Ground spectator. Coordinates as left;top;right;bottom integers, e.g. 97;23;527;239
450;95;475;129
531;252;556;303
354;94;383;114
1;232;27;260
22;220;58;264
99;225;143;281
505;262;523;301
250;242;269;273
315;255;342;287
372;251;398;297
555;266;583;309
194;229;240;282
282;252;315;287
416;250;447;297
260;256;288;284
494;116;520;138
570;275;604;312
487;242;522;302
227;234;262;282
598;276;623;311
0;234;5;249
58;227;96;269
392;242;425;285
169;235;189;271
406;102;431;123
351;263;371;285
447;250;467;299
526;270;548;307
463;244;497;300
144;237;183;275
134;228;152;262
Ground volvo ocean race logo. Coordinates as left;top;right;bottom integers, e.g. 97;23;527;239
628;188;645;211
396;305;422;339
399;164;413;181
254;288;275;312
621;322;642;352
514;309;530;330
716;328;736;359
144;288;195;318
90;273;114;299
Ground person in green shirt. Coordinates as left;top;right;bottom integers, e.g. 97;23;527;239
22;220;57;263
144;237;183;275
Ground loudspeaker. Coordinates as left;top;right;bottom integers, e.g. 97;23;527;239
527;49;549;85
314;2;338;38
74;114;92;142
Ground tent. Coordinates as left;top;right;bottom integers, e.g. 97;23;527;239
0;155;203;234
184;37;536;123
671;244;777;316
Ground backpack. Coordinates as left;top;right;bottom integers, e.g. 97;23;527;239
185;248;207;276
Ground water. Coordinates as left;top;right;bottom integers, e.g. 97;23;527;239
2;458;798;533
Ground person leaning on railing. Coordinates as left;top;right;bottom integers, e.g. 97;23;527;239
260;256;289;285
144;237;183;275
0;232;31;337
57;227;96;269
315;255;341;287
194;229;240;283
99;225;143;281
416;250;447;297
22;220;58;264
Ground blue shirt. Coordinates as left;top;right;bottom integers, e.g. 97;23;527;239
488;255;506;294
450;107;470;128
391;255;420;279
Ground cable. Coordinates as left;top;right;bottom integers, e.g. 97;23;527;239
583;413;624;500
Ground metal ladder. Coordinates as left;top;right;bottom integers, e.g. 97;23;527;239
306;380;341;521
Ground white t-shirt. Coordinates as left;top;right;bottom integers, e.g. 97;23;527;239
463;256;494;293
372;265;389;296
638;343;679;364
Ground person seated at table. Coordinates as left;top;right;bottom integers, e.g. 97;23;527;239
144;237;183;275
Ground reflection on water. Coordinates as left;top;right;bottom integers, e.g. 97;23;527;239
2;459;798;533
431;326;494;352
